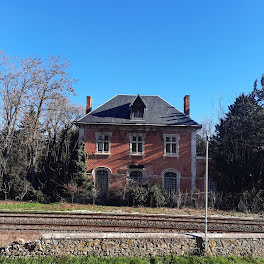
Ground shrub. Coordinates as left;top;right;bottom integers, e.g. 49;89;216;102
126;184;166;208
240;188;264;213
129;184;149;206
147;184;166;207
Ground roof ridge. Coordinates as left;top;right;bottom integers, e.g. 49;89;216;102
115;94;159;97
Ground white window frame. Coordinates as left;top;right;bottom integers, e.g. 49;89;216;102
163;134;180;157
95;132;112;155
129;133;145;156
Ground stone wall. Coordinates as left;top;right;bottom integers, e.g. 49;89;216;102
1;233;264;258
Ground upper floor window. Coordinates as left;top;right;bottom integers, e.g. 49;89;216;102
95;132;111;154
129;133;145;155
130;94;146;120
132;110;144;119
163;134;180;157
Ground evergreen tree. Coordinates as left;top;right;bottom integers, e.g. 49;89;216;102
196;134;206;156
39;129;87;202
211;90;264;193
19;106;45;189
68;141;87;186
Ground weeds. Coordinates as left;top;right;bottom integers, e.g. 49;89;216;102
0;256;264;264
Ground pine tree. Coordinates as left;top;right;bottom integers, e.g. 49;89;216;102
211;91;264;193
69;141;87;186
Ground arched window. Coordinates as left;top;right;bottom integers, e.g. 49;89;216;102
128;169;144;183
162;169;180;194
93;167;110;197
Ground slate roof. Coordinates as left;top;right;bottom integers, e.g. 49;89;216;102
76;95;200;127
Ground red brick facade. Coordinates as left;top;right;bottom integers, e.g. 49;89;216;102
82;124;204;193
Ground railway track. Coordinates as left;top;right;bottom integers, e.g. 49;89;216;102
0;211;263;233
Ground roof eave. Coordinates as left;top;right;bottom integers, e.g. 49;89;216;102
75;121;201;129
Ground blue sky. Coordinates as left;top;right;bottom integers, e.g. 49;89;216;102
1;0;264;125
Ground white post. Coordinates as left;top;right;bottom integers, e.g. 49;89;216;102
205;130;209;254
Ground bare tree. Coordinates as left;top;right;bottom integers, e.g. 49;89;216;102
0;55;32;188
22;56;76;185
63;180;84;204
0;54;77;198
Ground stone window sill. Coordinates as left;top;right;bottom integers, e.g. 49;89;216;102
94;152;110;156
129;153;145;157
163;154;179;158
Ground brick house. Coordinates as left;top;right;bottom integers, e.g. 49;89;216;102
76;94;205;197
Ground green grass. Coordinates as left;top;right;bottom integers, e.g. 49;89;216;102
0;200;259;218
0;256;264;264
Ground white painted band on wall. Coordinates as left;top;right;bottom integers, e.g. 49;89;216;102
191;131;197;192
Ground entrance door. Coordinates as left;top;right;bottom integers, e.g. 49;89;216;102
95;169;109;197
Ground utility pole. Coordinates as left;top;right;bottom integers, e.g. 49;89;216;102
204;130;209;255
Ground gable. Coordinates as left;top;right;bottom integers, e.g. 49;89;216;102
130;95;146;120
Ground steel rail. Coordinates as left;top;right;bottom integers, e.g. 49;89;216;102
0;210;263;221
0;212;263;224
0;213;264;233
0;217;263;227
0;222;263;233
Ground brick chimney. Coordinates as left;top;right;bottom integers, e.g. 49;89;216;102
184;95;190;117
86;96;92;114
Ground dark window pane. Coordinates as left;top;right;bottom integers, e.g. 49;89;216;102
166;137;170;142
164;172;177;194
96;169;109;196
133;111;143;118
133;136;137;142
104;142;109;152
172;137;176;142
98;142;103;152
172;143;177;153
138;111;143;118
138;143;143;152
98;135;103;140
132;143;137;152
138;136;142;142
166;143;170;153
130;170;143;182
104;135;109;140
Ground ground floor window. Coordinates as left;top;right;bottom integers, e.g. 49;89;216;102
129;170;143;183
162;169;180;196
164;172;177;194
95;168;109;197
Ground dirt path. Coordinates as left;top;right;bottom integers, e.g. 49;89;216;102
0;231;42;247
